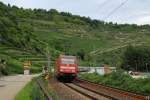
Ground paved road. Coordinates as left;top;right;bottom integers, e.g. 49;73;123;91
0;74;38;100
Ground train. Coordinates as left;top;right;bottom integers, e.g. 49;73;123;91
55;55;78;82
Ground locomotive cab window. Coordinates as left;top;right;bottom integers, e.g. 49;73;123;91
61;58;75;64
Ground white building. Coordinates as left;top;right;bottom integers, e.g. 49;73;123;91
78;67;116;75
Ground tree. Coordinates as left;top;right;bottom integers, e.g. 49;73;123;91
77;49;86;60
121;45;150;72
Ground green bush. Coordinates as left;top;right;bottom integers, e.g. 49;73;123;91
30;66;41;74
79;73;101;83
7;59;23;74
80;71;150;94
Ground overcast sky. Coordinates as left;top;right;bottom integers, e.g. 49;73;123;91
1;0;150;25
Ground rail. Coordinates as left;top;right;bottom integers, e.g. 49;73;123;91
75;79;150;100
36;79;53;100
64;83;110;100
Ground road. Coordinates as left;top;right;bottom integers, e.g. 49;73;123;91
0;74;38;100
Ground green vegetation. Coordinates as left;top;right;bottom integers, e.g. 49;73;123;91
122;45;150;72
15;76;57;100
15;80;33;100
0;0;149;97
79;71;150;94
0;1;46;75
0;1;150;75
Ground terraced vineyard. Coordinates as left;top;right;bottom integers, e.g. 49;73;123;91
0;1;150;74
27;19;150;66
0;44;47;74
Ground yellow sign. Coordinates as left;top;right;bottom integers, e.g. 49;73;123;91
104;64;110;74
45;74;49;80
23;61;31;69
23;61;31;66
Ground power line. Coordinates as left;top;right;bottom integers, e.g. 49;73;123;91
119;3;150;24
120;13;150;24
98;0;110;10
97;0;111;19
103;0;129;20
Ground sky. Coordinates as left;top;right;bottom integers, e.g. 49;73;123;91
1;0;150;25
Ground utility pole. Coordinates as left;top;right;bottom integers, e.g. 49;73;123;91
135;60;138;72
64;42;71;55
146;63;148;73
93;45;95;67
47;53;50;72
46;45;51;73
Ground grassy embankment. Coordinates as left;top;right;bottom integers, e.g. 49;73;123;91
15;80;33;100
79;71;150;94
15;76;58;100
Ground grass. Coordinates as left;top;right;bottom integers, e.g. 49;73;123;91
32;19;150;66
15;76;58;100
79;71;150;94
38;76;59;100
15;80;33;100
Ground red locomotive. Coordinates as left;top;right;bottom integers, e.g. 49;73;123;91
55;55;78;81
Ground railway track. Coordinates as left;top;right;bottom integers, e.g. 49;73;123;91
36;79;53;100
63;83;111;100
74;79;150;100
37;77;149;100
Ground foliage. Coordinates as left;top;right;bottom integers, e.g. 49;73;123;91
6;58;23;74
15;77;48;100
78;73;101;83
0;54;23;75
0;1;150;72
15;76;58;100
30;80;47;100
31;77;58;100
122;45;150;72
80;71;150;94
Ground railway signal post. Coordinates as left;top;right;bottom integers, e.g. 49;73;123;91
23;61;31;75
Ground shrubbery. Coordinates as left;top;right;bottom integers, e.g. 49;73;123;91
6;59;23;74
122;45;150;72
0;54;23;75
15;76;57;100
79;71;150;94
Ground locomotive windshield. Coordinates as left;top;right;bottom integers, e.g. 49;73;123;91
61;58;75;64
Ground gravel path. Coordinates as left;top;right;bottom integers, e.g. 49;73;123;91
49;78;91;100
0;74;38;100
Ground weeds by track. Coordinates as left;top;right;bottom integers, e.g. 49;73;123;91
75;79;150;100
36;79;53;100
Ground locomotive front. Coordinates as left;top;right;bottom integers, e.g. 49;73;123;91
55;55;77;81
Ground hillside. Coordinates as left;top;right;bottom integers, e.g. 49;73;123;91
0;2;150;75
30;18;150;66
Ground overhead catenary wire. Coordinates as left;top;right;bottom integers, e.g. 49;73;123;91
119;13;150;24
119;3;150;24
103;0;129;20
96;0;111;19
98;0;110;10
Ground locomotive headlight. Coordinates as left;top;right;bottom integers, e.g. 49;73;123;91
60;66;66;69
60;66;75;70
71;70;75;72
60;69;64;72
